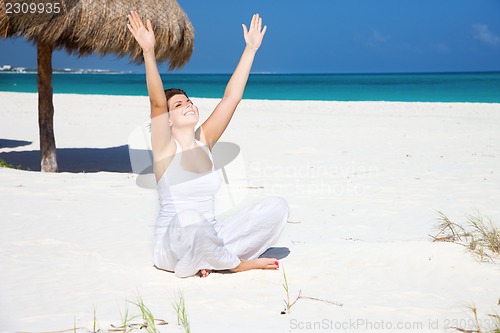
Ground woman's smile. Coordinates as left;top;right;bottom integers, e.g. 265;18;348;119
182;104;196;116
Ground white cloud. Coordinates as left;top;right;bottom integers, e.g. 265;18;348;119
366;29;390;48
472;24;500;47
435;43;450;54
372;30;389;43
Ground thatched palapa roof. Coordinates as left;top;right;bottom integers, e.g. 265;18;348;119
0;0;194;69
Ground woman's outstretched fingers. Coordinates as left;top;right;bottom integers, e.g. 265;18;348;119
131;11;141;26
127;11;156;53
128;11;144;32
146;18;153;32
128;11;135;27
127;11;139;34
242;13;267;50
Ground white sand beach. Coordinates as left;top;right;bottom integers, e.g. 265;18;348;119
1;91;500;333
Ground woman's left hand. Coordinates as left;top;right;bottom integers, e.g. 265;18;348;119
242;14;267;51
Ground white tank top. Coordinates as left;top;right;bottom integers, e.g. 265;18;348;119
156;139;222;229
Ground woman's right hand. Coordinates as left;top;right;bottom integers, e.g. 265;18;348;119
127;11;156;53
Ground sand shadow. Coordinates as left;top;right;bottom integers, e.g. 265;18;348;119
0;145;144;172
0;139;32;149
259;247;291;260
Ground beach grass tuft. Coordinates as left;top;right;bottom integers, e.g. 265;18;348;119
489;314;500;333
451;304;500;333
0;159;17;169
130;297;160;333
280;265;343;315
90;307;100;333
110;300;166;333
432;210;500;262
117;303;140;333
282;266;291;314
118;304;131;333
471;306;481;333
466;211;500;257
172;289;190;333
0;158;31;171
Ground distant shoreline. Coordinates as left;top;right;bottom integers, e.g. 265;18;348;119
2;70;500;76
0;65;129;74
0;70;130;74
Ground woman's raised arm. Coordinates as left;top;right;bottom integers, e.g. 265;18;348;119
197;14;267;148
127;11;171;160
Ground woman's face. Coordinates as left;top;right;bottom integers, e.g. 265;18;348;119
167;94;199;128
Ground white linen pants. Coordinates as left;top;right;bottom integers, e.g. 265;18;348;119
154;196;289;278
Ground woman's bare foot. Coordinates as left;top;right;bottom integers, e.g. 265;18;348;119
229;258;279;273
197;269;213;278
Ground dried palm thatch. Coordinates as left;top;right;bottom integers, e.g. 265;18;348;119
1;0;194;68
0;0;193;172
0;2;8;32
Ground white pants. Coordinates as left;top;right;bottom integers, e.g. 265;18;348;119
154;197;289;278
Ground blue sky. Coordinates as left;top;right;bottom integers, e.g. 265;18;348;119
0;0;499;74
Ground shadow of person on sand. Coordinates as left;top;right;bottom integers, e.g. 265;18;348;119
0;145;148;173
259;247;290;260
0;139;32;149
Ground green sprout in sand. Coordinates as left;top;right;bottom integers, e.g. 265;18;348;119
172;289;190;333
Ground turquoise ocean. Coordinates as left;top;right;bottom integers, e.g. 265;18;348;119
1;72;499;103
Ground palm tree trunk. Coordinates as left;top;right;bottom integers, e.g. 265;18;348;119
37;42;58;172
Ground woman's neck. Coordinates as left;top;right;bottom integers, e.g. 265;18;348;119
171;128;197;149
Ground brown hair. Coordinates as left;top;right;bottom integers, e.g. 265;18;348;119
164;88;189;111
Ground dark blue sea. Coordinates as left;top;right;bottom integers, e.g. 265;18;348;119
1;72;499;103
